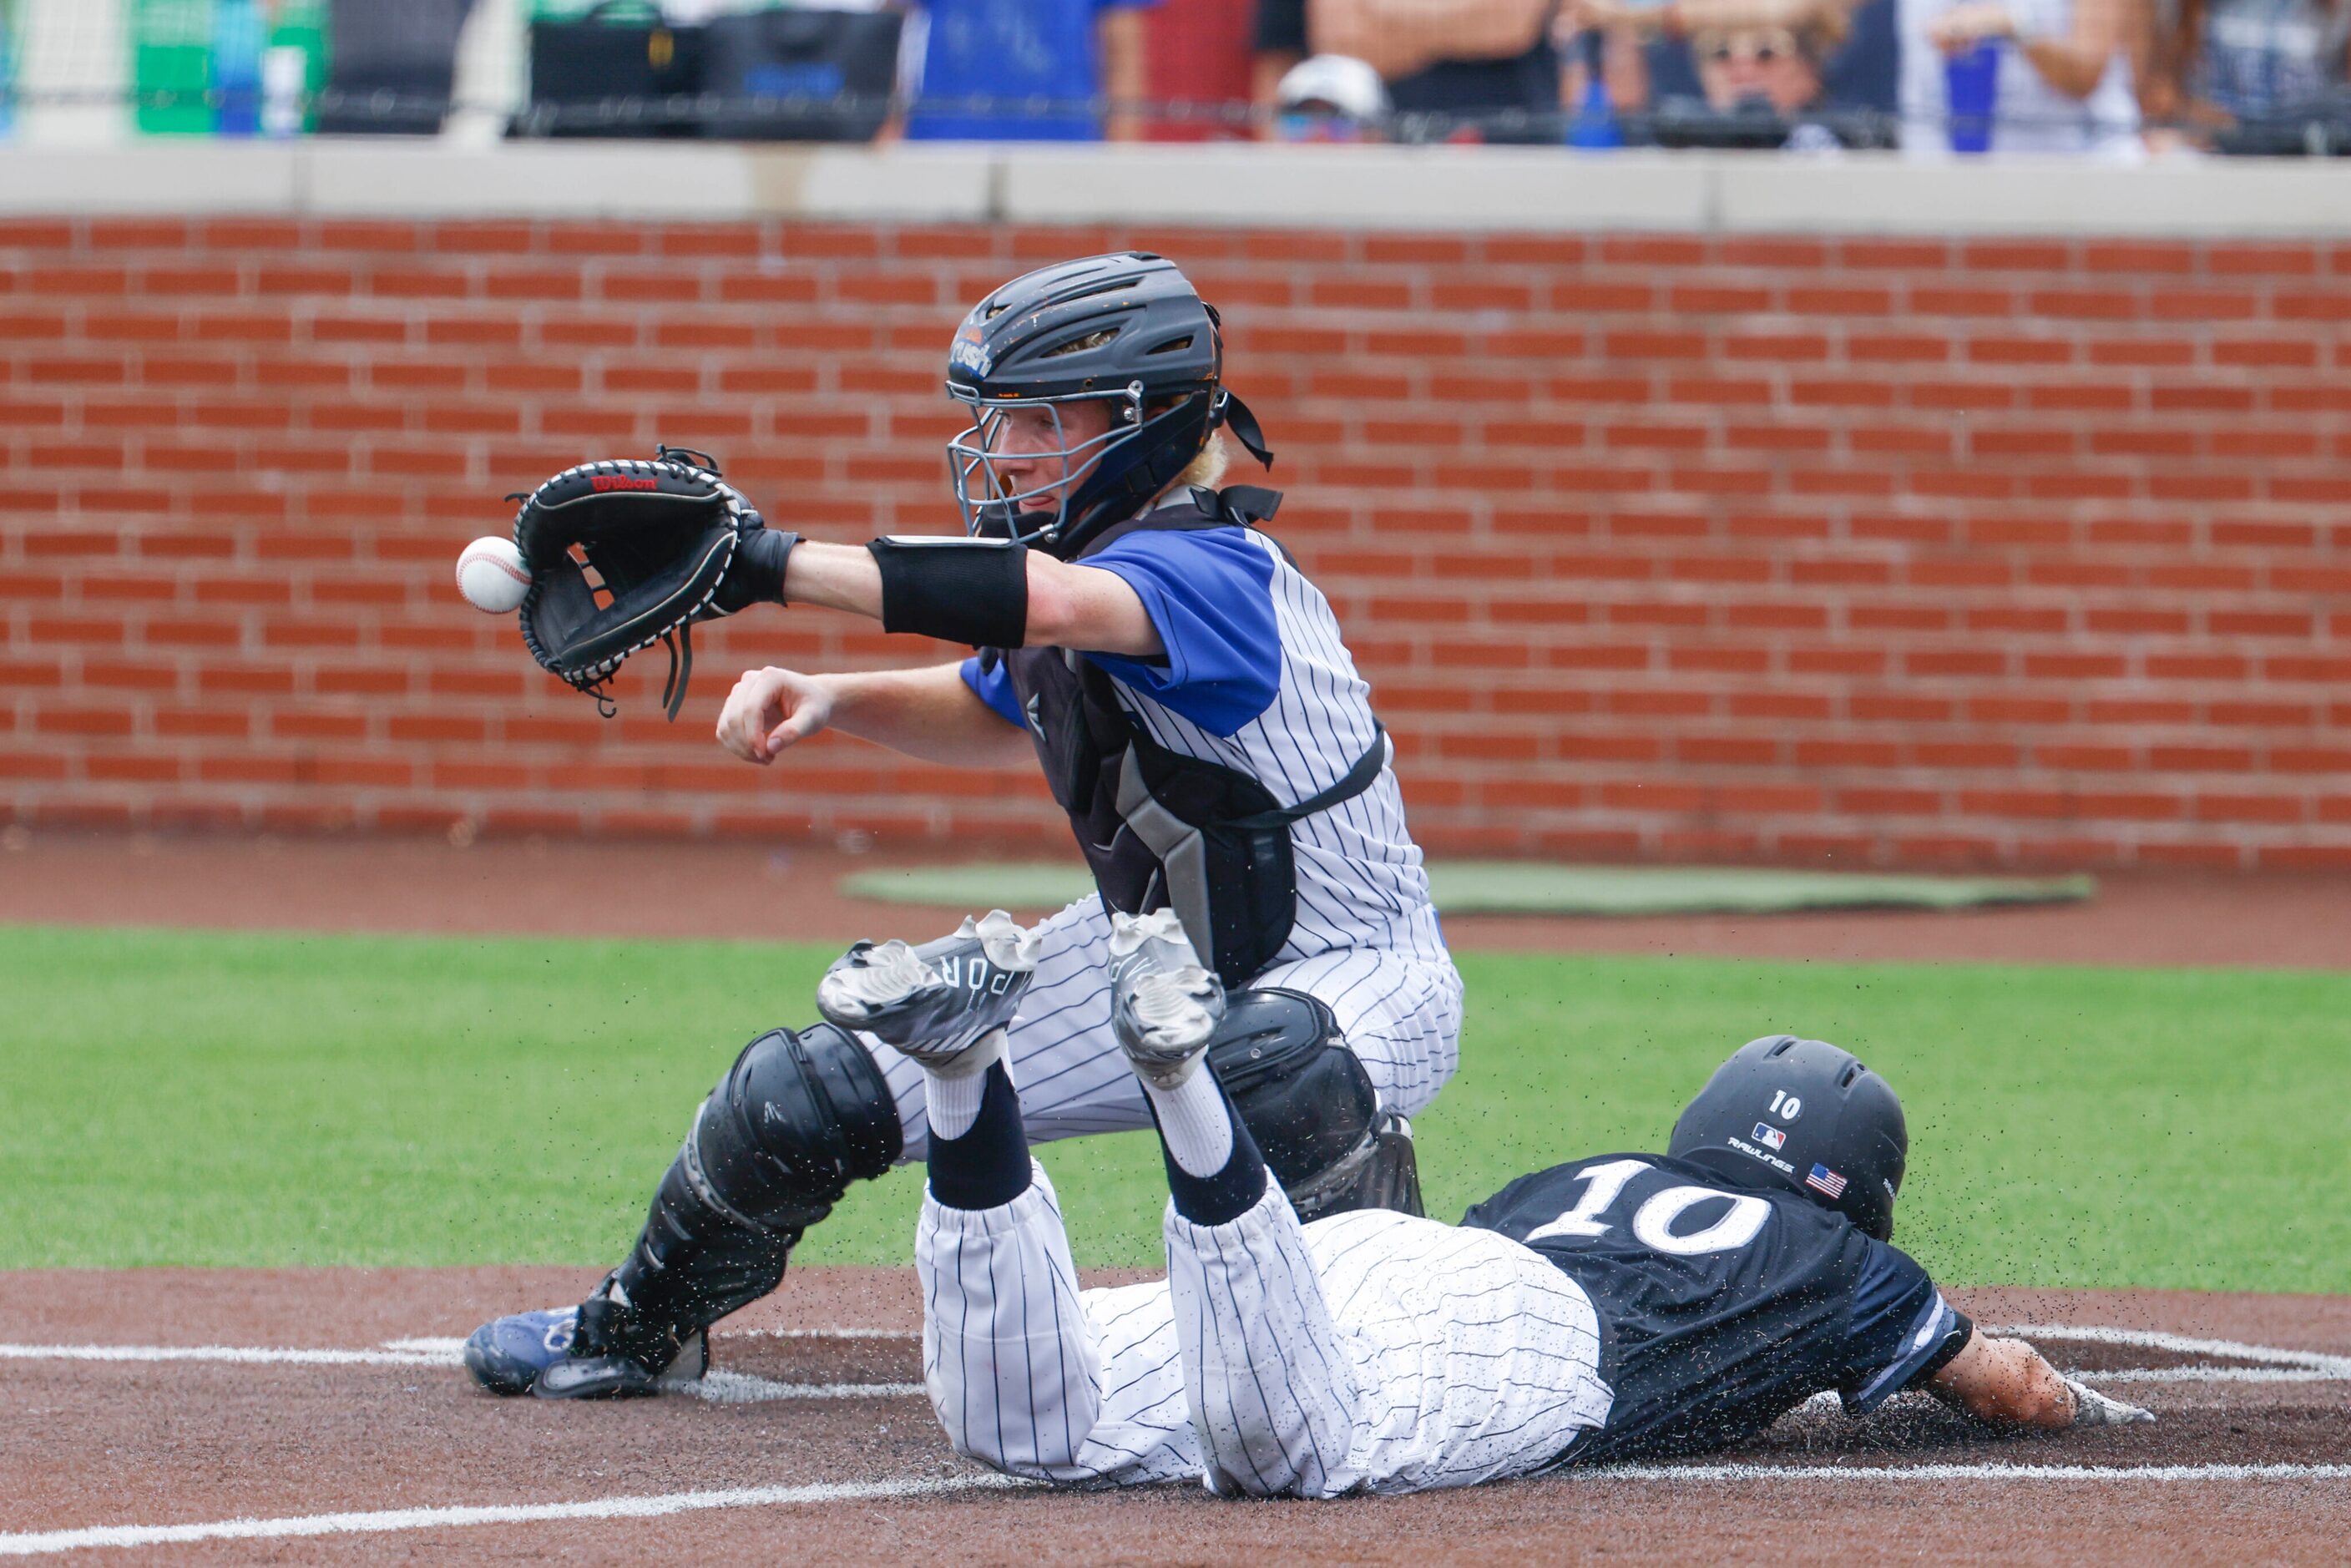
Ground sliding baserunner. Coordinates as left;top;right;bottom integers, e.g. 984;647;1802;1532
463;253;1457;1399
876;910;2149;1492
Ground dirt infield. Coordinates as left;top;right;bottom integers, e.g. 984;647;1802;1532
6;833;2347;1560
3;1267;2347;1564
4;829;2349;969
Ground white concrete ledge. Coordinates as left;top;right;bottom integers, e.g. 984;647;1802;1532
4;139;2350;235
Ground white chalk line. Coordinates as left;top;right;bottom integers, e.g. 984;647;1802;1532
0;1474;1029;1559
683;1369;927;1404
8;1462;2348;1559
1988;1323;2351;1376
381;1329;916;1354
0;1338;928;1404
2088;1367;2336;1384
18;1323;2345;1396
1592;1462;2351;1484
0;1343;449;1369
11;1323;2342;1418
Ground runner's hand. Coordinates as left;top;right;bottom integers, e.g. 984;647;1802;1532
2062;1377;2153;1427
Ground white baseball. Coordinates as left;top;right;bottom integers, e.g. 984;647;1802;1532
456;536;531;615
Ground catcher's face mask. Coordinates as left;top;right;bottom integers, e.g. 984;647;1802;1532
946;382;1169;545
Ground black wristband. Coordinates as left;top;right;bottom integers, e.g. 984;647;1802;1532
708;524;797;616
867;535;1029;648
1914;1309;1974;1385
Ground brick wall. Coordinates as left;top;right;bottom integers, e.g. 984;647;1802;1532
2;215;2346;869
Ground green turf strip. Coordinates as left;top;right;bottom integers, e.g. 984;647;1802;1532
840;862;2097;916
2;925;2341;1294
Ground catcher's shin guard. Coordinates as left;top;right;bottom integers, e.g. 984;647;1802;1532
1207;989;1423;1223
602;1022;902;1353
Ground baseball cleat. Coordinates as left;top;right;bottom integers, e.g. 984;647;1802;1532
463;1306;578;1397
464;1305;709;1399
1108;909;1226;1089
533;1349;706;1401
817;910;1040;1070
525;1277;707;1401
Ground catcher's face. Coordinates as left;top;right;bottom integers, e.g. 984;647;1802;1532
986;402;1111;500
948;387;1140;544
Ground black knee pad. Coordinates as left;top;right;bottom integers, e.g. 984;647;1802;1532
1209;989;1424;1223
616;1023;903;1336
689;1021;902;1233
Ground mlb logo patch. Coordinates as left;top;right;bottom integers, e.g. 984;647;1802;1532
1751;1121;1787;1151
1805;1164;1848;1199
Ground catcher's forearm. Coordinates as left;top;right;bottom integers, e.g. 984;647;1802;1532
821;663;1035;767
786;539;1162;658
783;539;889;620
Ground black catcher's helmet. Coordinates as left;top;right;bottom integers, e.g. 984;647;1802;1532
1667;1035;1909;1241
944;251;1272;557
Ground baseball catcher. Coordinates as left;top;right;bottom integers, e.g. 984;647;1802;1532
464;252;1464;1399
863;912;2151;1494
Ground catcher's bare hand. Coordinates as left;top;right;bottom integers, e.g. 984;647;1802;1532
718;666;833;763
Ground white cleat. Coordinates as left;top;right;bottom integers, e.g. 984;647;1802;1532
817;910;1040;1071
1108;909;1226;1088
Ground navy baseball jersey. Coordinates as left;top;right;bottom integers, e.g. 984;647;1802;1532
1463;1152;1973;1464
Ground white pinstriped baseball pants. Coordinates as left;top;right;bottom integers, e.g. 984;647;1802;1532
915;1164;1615;1496
863;893;1463;1162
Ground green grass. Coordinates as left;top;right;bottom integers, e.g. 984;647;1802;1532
3;925;2344;1293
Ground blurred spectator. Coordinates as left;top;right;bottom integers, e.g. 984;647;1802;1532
1906;0;2148;153
1559;18;1656;136
902;0;1156;140
1823;0;1904;108
1255;0;1562;141
2141;0;2348;147
1690;17;1858;140
1144;0;1259;138
1565;0;1896;144
319;0;476;135
1273;50;1390;135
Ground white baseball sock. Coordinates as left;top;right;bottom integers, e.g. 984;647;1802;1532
1141;1070;1234;1178
922;1029;1009;1142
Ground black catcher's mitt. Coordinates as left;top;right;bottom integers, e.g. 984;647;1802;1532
509;447;796;720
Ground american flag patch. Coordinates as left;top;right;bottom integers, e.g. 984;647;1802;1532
1806;1164;1848;1199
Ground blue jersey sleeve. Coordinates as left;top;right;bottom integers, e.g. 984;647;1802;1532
1838;1240;1973;1414
959;652;1028;730
1075;528;1282;737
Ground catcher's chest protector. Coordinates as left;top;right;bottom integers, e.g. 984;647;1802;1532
992;486;1387;989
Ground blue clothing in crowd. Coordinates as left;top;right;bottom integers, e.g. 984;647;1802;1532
905;0;1159;140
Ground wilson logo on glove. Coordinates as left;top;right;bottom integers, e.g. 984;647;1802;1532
590;474;660;493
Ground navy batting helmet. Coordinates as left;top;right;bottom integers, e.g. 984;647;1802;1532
943;252;1272;557
1666;1035;1909;1241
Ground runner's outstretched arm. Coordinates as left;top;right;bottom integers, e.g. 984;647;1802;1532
1929;1333;2153;1429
